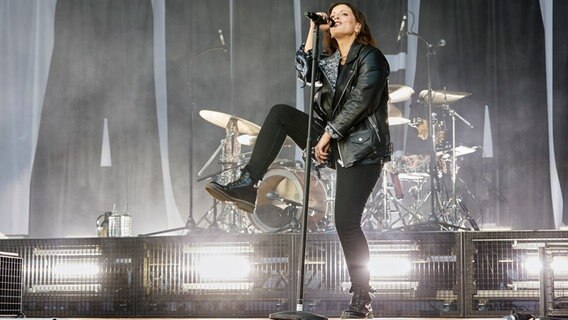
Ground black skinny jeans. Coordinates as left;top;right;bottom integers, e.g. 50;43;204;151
246;104;382;289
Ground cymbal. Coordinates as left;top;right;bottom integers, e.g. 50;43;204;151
389;117;410;126
388;84;415;103
387;104;410;125
199;110;261;135
388;103;402;117
237;134;257;146
418;90;471;105
437;145;479;157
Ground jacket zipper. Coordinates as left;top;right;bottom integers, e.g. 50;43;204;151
335;66;358;167
367;115;382;143
332;66;358;118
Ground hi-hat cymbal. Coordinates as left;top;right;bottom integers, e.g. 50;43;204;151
418;90;471;105
388;103;403;117
237;134;257;146
387;103;410;125
199;109;261;135
389;84;415;103
389;117;410;126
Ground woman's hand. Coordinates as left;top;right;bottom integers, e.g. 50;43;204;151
311;12;332;32
314;132;332;163
305;12;332;52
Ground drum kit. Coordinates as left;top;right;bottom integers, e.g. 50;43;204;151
196;85;479;233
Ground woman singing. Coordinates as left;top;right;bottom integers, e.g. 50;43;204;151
206;2;391;318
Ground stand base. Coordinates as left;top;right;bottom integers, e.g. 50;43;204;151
269;311;327;320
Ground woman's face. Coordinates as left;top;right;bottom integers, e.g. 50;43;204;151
329;4;360;40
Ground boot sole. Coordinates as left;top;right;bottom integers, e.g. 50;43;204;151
340;310;373;319
205;185;256;213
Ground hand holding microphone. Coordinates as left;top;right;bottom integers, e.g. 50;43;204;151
305;11;335;29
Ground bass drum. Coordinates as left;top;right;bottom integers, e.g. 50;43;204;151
251;167;333;233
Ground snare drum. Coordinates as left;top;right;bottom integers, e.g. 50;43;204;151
251;166;334;233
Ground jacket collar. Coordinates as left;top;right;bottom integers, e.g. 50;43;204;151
319;42;364;89
343;42;363;65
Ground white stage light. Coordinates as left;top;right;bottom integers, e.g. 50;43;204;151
196;255;251;280
524;255;568;275
368;255;411;278
52;262;100;277
523;256;541;275
552;256;568;275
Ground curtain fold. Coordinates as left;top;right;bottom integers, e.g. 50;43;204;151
0;0;56;235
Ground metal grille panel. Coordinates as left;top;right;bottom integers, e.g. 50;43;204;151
464;230;568;317
0;238;137;317
0;252;22;317
1;231;568;317
138;234;293;317
302;232;461;317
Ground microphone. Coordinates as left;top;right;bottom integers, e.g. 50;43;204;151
304;11;335;27
218;29;225;46
429;39;446;48
397;15;407;42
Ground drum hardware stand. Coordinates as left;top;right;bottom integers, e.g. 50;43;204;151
194;118;254;233
269;13;327;320
438;100;479;230
373;170;431;231
403;30;475;230
187;44;228;233
403;31;445;226
264;191;302;233
265;191;331;233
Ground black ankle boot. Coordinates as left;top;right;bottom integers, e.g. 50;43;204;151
205;168;257;213
340;286;374;319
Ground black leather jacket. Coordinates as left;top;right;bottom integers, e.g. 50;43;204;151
296;42;392;168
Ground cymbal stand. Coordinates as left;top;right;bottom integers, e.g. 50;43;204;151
197;139;226;178
440;102;474;224
188;44;228;232
196;118;254;233
377;174;431;231
405;31;444;221
361;166;422;231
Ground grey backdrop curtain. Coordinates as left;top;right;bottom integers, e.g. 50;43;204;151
30;0;169;237
553;0;568;226
0;0;56;235
414;0;555;229
0;0;565;237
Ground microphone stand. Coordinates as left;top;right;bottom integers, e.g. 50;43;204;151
269;20;327;320
187;46;228;231
140;46;227;237
405;31;444;227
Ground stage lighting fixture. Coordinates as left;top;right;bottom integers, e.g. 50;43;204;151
181;244;255;291
368;254;412;278
52;262;100;277
196;255;251;280
523;255;568;276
